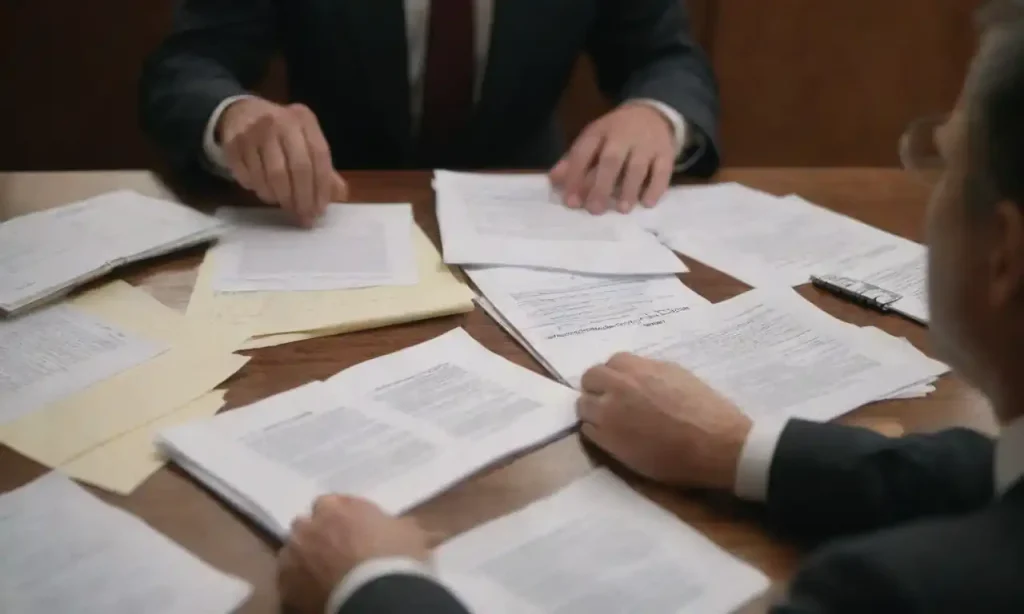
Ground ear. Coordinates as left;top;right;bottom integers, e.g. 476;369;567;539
988;199;1024;309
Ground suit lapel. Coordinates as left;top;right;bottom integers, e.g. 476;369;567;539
341;0;412;156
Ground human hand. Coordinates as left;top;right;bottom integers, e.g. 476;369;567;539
576;353;752;491
550;103;677;214
218;97;349;227
277;495;431;614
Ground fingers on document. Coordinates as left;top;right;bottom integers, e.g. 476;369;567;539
227;103;341;228
576;392;608;424
618;149;653;213
580;364;618;395
559;130;604;209
293;103;339;219
587;142;629;214
642;156;673;208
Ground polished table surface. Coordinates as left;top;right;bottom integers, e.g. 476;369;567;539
0;169;998;613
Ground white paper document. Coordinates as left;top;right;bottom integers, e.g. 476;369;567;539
212;204;418;292
0;190;222;314
650;185;919;288
856;325;944;400
0;304;168;425
436;469;769;614
0;473;251;614
834;246;930;324
557;288;947;422
467;266;711;382
434;171;685;275
159;328;578;538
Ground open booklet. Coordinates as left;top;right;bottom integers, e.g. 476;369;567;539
436;469;770;614
158;328;578;538
0;190;222;316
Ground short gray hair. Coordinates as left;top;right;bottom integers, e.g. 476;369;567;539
965;1;1024;209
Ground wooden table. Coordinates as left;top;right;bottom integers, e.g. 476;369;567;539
0;169;997;613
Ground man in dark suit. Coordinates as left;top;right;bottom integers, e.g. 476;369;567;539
275;2;1024;613
140;0;718;226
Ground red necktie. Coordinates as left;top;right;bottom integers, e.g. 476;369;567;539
417;0;475;165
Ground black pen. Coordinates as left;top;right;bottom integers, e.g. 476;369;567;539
810;274;903;313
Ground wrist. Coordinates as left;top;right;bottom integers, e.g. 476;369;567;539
216;97;260;144
709;415;753;491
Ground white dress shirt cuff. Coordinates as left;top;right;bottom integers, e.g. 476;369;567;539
733;419;789;502
203;94;255;175
324;557;435;614
628;98;689;157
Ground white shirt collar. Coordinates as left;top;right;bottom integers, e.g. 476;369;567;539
995;415;1024;495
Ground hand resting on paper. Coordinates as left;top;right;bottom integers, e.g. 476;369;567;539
277;494;431;614
550;103;678;215
576;352;752;491
218;97;350;228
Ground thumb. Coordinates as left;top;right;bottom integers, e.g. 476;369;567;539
330;172;349;202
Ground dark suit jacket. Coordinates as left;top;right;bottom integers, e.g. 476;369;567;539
140;0;719;180
337;419;1019;614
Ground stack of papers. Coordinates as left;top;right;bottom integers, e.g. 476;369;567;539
434;171;685;275
436;469;769;614
159;328;578;538
0;190;222;316
0;473;251;614
212;204;418;292
641;183;930;323
0;281;249;494
831;248;929;323
188;210;475;349
468;265;711;383
479;281;947;423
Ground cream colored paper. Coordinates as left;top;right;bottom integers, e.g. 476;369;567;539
188;226;475;342
61;391;227;495
0;281;250;466
239;330;332;350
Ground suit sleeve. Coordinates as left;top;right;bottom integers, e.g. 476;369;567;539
586;0;720;177
138;0;277;177
769;546;913;614
763;419;994;540
336;574;472;614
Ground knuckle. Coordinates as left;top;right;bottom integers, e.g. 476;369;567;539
252;114;279;133
600;148;627;167
288;102;314;119
266;161;288;179
291;156;313;175
309;141;331;161
607;352;636;368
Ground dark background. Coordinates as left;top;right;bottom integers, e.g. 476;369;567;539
0;0;978;171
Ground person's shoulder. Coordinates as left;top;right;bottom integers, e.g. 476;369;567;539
786;500;1024;614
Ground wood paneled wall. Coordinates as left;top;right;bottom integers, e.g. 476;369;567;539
712;0;979;166
0;0;980;171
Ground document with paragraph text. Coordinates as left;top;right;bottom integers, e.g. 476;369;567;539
159;328;578;538
0;473;250;614
213;204;418;292
559;288;947;422
435;171;685;275
437;469;769;614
